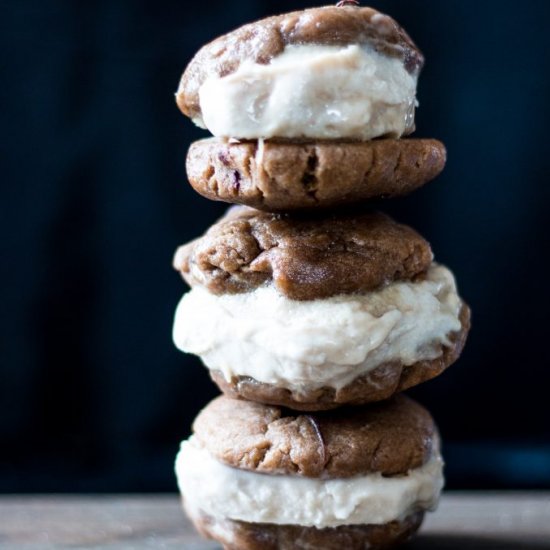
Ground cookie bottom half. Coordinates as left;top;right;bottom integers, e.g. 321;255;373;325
186;138;446;211
211;303;470;411
188;507;424;550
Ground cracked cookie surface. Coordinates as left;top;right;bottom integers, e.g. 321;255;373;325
186;138;446;210
192;394;436;478
173;206;433;300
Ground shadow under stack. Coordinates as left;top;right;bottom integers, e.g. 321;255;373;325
171;4;470;549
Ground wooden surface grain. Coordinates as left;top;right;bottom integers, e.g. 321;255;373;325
0;493;549;549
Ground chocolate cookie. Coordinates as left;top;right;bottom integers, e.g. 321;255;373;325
177;5;423;123
186;138;446;211
176;395;443;550
173;206;433;300
188;506;424;550
192;394;436;477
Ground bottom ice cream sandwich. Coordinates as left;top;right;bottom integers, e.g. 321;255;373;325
176;395;443;550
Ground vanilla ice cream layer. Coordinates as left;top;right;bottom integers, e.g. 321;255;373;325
176;436;443;528
173;263;463;392
196;44;417;140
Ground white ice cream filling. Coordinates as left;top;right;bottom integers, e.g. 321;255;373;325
176;436;443;528
172;263;463;392
195;44;417;140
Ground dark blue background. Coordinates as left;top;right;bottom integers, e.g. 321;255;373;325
1;0;549;492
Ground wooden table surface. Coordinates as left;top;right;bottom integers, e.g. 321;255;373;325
0;493;549;549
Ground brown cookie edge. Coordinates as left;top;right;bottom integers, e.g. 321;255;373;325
186;505;425;550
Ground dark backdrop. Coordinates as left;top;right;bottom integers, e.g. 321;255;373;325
1;0;549;492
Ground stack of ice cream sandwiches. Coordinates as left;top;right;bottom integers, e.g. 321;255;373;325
171;4;470;549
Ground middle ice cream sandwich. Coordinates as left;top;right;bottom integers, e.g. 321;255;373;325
173;206;470;411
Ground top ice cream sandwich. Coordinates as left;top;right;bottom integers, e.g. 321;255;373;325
176;5;423;141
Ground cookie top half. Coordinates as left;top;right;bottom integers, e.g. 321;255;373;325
176;5;423;140
192;394;437;479
174;206;432;300
187;138;446;211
